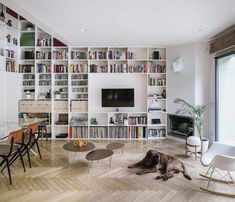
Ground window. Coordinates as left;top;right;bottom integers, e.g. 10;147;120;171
216;52;235;145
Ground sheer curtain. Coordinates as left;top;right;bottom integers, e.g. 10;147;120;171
216;53;235;145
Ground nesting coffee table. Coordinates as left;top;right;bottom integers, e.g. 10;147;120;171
106;142;124;153
86;149;114;173
63;141;95;165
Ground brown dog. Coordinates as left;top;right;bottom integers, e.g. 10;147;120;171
128;150;191;181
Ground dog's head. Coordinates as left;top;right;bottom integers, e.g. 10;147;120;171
146;150;160;166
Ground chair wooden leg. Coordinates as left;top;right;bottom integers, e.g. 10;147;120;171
36;141;42;160
19;150;26;172
6;158;12;185
26;147;32;168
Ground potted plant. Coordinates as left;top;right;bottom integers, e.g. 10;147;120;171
174;98;208;153
54;90;61;99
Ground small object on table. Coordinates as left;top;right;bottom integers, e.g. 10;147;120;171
86;149;114;173
73;140;88;147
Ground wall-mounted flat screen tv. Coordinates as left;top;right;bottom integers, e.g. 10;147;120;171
101;88;134;107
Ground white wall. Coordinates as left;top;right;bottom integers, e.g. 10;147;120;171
166;43;212;139
89;74;147;113
0;72;21;123
166;44;196;114
0;72;7;123
195;43;212;140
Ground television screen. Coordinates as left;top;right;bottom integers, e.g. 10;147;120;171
102;88;134;107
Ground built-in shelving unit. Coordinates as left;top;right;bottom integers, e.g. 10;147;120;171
0;1;168;140
19;45;167;140
0;4;19;72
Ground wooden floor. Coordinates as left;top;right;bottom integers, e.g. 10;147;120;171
0;139;234;202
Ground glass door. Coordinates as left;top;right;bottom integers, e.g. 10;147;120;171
216;52;235;144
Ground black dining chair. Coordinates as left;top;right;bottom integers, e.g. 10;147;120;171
17;122;42;168
0;135;25;185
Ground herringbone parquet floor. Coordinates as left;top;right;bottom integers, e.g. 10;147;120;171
0;139;234;202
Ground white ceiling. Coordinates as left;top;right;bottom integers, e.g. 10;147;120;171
2;0;235;46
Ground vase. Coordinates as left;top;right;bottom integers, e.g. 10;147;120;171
55;94;61;99
201;138;209;153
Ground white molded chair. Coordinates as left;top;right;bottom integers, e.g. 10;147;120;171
200;142;235;198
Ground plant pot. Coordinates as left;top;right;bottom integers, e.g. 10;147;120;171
201;138;209;154
187;136;201;153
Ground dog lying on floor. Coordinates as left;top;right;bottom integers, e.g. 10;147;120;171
128;150;192;181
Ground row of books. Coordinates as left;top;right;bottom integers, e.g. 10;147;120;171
148;128;166;137
39;80;51;86
53;50;68;60
37;38;52;47
55;81;68;86
37;63;51;73
108;50;126;60
71;74;88;80
68;126;166;139
148;77;166;86
89;126;108;138
128;126;147;138
71;81;88;86
72;87;88;92
90;64;108;73
55;74;68;79
69;126;88;138
88;51;136;60
128;116;147;125
76;94;88;99
71;51;87;60
128;64;147;73
6;49;16;59
23;80;35;86
69;64;88;73
39;74;51;80
149;64;166;73
54;65;68;73
19;65;34;73
23;74;35;79
109;127;128;138
89;64;150;73
36;51;51;60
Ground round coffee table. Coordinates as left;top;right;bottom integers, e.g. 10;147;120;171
63;142;95;152
63;142;95;165
86;149;114;172
106;142;124;153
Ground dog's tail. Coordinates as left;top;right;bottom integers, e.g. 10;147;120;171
181;163;192;180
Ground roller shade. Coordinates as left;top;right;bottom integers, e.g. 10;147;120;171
210;25;235;54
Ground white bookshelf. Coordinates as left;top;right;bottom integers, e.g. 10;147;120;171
11;11;168;140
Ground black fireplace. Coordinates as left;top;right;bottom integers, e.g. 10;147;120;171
167;114;194;139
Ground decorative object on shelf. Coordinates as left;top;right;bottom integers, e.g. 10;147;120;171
172;57;184;72
0;4;5;22
25;91;32;99
25;22;34;31
174;98;208;154
54;90;61;99
90;118;98;125
161;89;166;98
109;117;114;124
73;140;88;147
6;19;12;27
